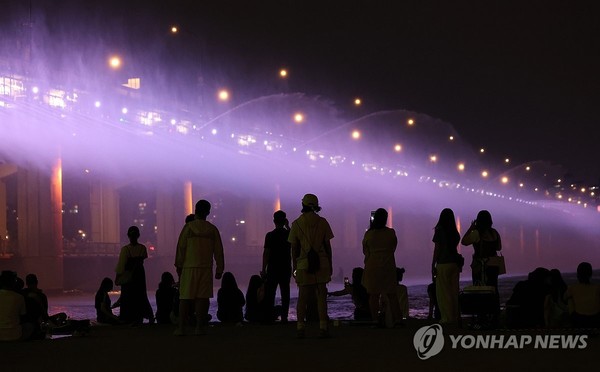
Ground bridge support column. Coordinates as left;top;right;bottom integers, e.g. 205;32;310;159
155;183;188;258
245;198;271;255
90;181;120;245
0;179;6;255
16;160;63;290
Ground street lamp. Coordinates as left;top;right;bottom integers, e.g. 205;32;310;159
218;89;230;102
108;56;122;69
293;113;304;124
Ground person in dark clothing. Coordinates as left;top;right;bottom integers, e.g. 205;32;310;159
115;226;154;325
261;210;292;322
506;267;550;328
155;272;178;324
245;275;269;323
328;267;371;321
217;272;245;324
95;277;121;325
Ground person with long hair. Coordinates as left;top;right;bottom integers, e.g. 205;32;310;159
217;272;245;324
461;210;502;289
362;208;402;326
431;208;461;324
115;226;154;325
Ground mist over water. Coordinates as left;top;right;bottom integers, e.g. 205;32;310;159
1;4;599;289
2;88;600;287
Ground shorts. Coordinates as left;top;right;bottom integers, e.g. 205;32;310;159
179;267;213;299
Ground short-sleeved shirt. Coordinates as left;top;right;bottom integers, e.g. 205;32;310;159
264;228;291;276
362;227;398;294
0;289;26;341
565;283;600;316
288;212;334;285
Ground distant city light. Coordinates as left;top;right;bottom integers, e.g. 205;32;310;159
211;128;218;135
394;144;402;152
351;130;361;140
481;170;489;178
407;119;415;126
354;98;362;106
519;183;524;188
31;86;39;94
504;158;510;164
279;69;288;78
429;155;437;163
501;176;509;184
525;166;531;171
457;163;465;171
449;135;454;141
171;26;178;33
480;148;485;154
294;113;304;123
94;101;101;108
121;107;128;114
171;119;177;125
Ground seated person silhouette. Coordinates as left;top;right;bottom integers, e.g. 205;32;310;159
328;267;371;321
217;272;245;324
155;272;179;325
564;262;600;328
506;267;550;328
0;270;34;341
245;275;272;323
95;277;122;325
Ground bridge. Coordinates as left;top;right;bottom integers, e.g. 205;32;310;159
1;72;599;290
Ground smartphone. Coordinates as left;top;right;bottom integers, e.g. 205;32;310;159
344;277;349;286
370;210;376;227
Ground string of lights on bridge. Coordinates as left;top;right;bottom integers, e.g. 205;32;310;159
1;52;598;213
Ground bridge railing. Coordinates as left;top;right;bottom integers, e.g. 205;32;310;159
62;241;123;257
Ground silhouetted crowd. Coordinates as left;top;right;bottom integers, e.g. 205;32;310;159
1;195;599;342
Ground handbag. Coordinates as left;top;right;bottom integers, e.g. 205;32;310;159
486;253;506;275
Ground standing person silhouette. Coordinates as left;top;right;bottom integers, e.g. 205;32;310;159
115;226;154;325
461;210;502;290
431;208;461;324
288;194;334;338
175;199;224;335
362;208;402;327
261;210;292;323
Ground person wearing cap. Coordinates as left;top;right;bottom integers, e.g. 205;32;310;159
288;193;334;338
175;199;224;335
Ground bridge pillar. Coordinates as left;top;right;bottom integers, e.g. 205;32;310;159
16;161;63;290
0;164;18;256
90;181;120;245
245;198;271;255
155;183;188;257
0;179;6;255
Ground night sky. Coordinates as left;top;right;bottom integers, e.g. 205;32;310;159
3;0;599;183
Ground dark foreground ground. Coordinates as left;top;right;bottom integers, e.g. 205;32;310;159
2;319;598;372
